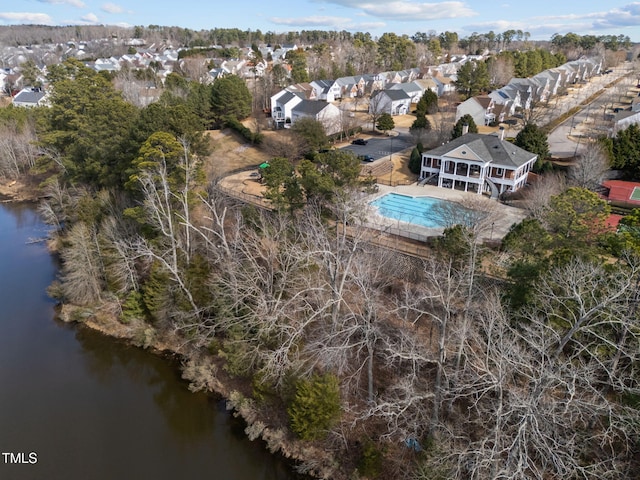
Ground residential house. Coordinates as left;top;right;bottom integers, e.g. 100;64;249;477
431;73;456;96
270;90;303;127
285;83;316;100
508;78;541;105
612;110;640;135
488;86;520;116
91;57;121;73
0;69;9;96
310;79;342;102
369;89;412;116
414;78;439;96
290;100;341;135
241;59;268;77
534;70;563;98
335;75;367;98
389;81;424;103
420;132;537;196
12;87;48;108
456;95;499;126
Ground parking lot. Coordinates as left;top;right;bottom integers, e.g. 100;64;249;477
341;133;414;162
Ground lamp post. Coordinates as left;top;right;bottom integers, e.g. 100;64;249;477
389;131;394;186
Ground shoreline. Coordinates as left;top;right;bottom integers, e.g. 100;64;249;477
2;178;343;479
56;302;340;480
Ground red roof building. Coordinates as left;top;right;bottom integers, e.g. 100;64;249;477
602;180;640;207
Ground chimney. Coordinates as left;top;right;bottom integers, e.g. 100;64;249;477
462;123;469;135
499;126;505;140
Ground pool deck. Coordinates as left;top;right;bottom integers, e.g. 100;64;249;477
367;183;527;242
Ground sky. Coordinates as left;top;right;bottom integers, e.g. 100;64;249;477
2;0;640;42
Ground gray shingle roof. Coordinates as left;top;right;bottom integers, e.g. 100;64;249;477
13;90;46;104
425;133;537;169
292;100;330;116
376;89;410;101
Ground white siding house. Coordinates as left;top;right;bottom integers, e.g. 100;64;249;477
420;133;537;196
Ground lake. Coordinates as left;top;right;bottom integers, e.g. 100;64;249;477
0;202;296;480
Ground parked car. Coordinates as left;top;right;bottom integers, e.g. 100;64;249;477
351;138;368;145
359;154;375;162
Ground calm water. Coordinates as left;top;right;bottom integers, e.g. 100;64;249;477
370;193;448;228
0;203;296;480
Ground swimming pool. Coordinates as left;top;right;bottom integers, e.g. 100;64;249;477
370;192;450;229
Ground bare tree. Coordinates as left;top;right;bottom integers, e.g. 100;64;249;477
521;171;567;221
367;90;386;133
487;56;515;87
261;130;305;160
568;140;609;190
0;121;38;178
416;256;640;479
423;111;455;148
60;221;105;305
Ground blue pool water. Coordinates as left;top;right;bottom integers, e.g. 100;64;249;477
370;193;450;228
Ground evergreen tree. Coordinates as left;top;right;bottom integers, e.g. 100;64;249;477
410;114;431;132
454;60;489;99
291;117;328;153
515;123;550;169
210;75;252;125
408;147;422;174
376;113;395;134
42;58;139;187
287;374;341;440
415;89;438;116
601;124;640;180
286;49;310;83
451;114;478;139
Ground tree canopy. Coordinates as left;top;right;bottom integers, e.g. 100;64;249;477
376;113;395;134
601;124;640;180
210;75;252;125
454;60;489;99
415;89;438;116
291;118;329;154
515;123;550;169
451;114;478;139
41;58;139;187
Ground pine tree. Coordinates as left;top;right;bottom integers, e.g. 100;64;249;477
287;374;341;440
409;147;422;174
451;114;478;139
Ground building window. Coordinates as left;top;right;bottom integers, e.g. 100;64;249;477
495;167;504;177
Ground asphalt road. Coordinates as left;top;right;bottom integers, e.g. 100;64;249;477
546;62;634;158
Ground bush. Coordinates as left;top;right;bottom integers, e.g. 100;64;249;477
223;116;263;144
357;440;384;478
409;147;422;174
287;373;341;440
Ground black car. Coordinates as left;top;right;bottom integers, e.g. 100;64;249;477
351;138;368;145
359;154;374;162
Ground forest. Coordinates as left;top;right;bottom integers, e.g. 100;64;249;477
0;35;639;479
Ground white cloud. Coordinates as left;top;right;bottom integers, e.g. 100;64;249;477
270;15;353;27
361;1;477;20
37;0;86;8
464;3;640;39
352;21;387;30
101;3;124;14
81;12;99;23
593;2;640;28
317;0;477;20
0;12;53;24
